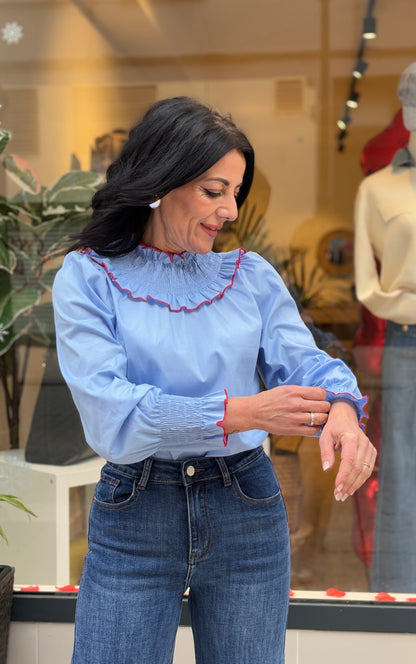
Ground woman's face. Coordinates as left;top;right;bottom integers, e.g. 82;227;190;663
143;149;246;254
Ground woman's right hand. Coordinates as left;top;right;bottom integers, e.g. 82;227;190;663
224;386;330;437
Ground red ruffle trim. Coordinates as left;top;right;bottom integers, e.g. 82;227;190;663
216;389;229;447
82;247;246;313
325;390;369;431
138;243;185;263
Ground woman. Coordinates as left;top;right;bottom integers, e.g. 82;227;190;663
53;96;375;664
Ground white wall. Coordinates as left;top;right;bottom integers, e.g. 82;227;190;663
7;622;416;664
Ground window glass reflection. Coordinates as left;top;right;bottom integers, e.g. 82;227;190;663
1;0;416;599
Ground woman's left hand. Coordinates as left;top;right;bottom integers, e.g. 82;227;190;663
318;400;377;501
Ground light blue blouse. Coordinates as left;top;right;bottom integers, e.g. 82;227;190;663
52;245;367;464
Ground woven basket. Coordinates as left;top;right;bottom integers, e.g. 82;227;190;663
0;566;14;664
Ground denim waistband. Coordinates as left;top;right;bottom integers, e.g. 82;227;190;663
387;321;416;333
385;320;416;345
106;445;265;489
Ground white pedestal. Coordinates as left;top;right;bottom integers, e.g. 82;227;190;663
0;449;103;586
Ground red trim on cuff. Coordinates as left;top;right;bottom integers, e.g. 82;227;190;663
216;389;229;447
324;390;369;431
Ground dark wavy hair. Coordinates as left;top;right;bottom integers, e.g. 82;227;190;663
70;96;255;256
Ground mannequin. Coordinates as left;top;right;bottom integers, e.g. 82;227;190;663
350;111;410;567
354;62;416;592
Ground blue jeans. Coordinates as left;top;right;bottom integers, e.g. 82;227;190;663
72;446;290;663
371;322;416;592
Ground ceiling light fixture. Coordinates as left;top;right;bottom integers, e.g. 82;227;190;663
346;92;360;109
337;112;351;131
336;0;376;152
337;130;348;152
363;15;377;39
353;59;368;79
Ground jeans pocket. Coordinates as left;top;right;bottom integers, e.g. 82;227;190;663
232;452;282;506
93;464;140;510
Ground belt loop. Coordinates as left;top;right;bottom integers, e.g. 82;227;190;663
216;457;232;487
138;457;153;490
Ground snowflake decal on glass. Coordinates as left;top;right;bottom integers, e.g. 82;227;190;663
0;324;9;343
1;21;24;45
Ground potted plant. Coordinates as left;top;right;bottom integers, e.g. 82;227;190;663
0;128;102;450
0;494;36;664
0;563;14;664
0;128;100;660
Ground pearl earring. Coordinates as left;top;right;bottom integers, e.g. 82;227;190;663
149;199;161;209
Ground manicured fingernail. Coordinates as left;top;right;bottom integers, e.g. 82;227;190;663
334;484;344;501
323;461;330;471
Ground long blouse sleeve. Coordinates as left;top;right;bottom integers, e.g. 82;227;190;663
237;253;367;418
52;252;228;463
53;246;367;464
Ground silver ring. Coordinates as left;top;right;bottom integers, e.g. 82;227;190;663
363;462;371;469
309;412;315;426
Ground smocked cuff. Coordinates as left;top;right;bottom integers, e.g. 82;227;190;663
325;391;369;430
158;390;229;451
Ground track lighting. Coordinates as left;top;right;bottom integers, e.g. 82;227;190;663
337;112;351;131
353;59;368;79
363;16;376;39
337;129;348;152
337;0;376;151
346;92;360;109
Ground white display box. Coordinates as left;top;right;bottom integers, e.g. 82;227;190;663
0;449;103;586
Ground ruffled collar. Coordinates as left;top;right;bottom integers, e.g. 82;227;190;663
83;245;246;312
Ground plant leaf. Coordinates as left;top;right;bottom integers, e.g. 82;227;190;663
0;495;37;542
3;154;41;194
0;242;17;274
0;277;41;330
39;264;61;291
30;301;55;344
0;321;30;355
45;186;96;211
47;170;102;197
0;129;11;157
0;494;37;516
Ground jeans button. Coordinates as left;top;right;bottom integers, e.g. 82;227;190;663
186;465;196;477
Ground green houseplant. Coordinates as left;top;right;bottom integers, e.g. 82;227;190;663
0;494;36;543
0;563;14;664
0;128;102;449
0;495;37;664
0;126;99;662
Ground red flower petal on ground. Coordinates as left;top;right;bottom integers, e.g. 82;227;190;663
375;592;396;601
55;585;79;592
326;587;346;598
